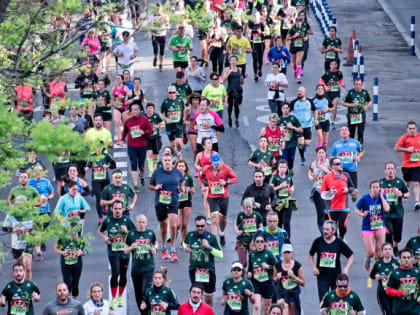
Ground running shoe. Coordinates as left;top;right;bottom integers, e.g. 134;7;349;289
300;159;306;166
331;121;336;129
109;298;116;310
254;75;259;82
235;119;239;128
159;64;162;72
413;201;420;211
161;249;169;260
258;70;262;77
117;295;124;307
220;235;226;247
228;117;232;127
116;139;123;146
140;176;145;186
134;185;140;193
364;258;371;271
297;79;302;84
153;57;157;67
170;250;178;262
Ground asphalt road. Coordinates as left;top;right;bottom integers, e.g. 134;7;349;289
1;1;420;314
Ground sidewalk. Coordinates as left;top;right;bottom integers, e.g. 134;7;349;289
378;0;420;59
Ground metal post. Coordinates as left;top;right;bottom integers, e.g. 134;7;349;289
373;77;379;121
359;54;365;82
411;16;416;55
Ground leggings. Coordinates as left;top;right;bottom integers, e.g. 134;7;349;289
302;40;309;68
277;205;292;238
377;290;393;315
348;120;365;145
228;94;241;120
61;265;82;297
252;42;264;75
92;180;109;219
282;147;297;171
385;217;403;244
128;145;147;172
328;211;349;238
109;255;129;289
210;46;224;76
132;270;153;313
152;36;166;56
313;191;326;234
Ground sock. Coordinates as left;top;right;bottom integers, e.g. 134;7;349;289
171;247;176;252
147;158;153;172
299;147;305;160
153;158;158;166
219;231;224;236
118;286;125;296
111;287;117;299
296;65;302;79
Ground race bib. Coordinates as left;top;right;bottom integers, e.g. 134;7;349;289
83;87;93;95
177;45;187;58
268;143;280;152
294;39;303;48
93;167;106;180
319;252;336;268
64;250;78;265
410;151;420;162
381;273;389;289
350;113;362;124
370;215;383;230
316;175;324;188
195;268;210;283
329;301;348;315
168;110;181;122
263;165;272;176
329;82;340;92
19;100;29;110
159;190;172;204
232;46;242;56
400;277;417;295
243;218;257;233
57;152;70;164
151;305;165;315
11;299;28;315
326;51;336;59
281;275;297;290
265;241;279;257
253;266;269;282
210;183;224;195
130;125;142;138
227;293;242;311
209;99;220;112
253;34;262;43
67;210;80;223
111;236;125;251
114;101;122;108
282;129;292;141
135;238;150;255
269;83;279;91
339;152;353;164
178;192;188;202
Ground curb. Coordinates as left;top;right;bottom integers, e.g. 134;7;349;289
376;0;420;61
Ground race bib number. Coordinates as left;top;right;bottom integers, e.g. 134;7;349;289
243;218;257;233
265;241;279;257
370;215;383;230
209;99;220;111
350;113;362;124
83;87;93;95
168;110;181;122
282;128;292;141
263;165;272;176
253;266;269;282
227;293;242;311
64;251;78;265
410;151;420;162
111;236;125;251
281;275;297;290
294;39;303;47
319;252;336;268
210;183;224;195
67;210;80;223
318;111;326;121
232;46;242;56
159;190;172;204
268;143;280;152
178;192;188;202
195;268;210;282
326;51;336;59
93;167;106;180
316;175;324;188
329;82;340;92
114;101;122;108
177;45;187;58
57;152;70;164
339;152;353;164
135;238;150;255
329;301;348;315
151;305;165;315
130;125;142;138
11;299;28;315
381;273;389;289
253;34;262;43
19;100;29;110
400;277;417;295
269;83;279;91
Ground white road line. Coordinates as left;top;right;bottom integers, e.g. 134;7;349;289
243;116;249;127
122;170;127;177
113;151;126;158
116;161;128;168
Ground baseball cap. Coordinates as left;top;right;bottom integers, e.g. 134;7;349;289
231;261;243;270
282;243;294;253
211;153;221;164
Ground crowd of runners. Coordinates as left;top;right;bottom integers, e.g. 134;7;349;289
1;0;420;315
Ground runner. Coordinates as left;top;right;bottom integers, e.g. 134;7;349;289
394;121;420;211
221;261;256;315
198;152;238;244
148;153;185;262
44;75;68;115
14;78;36;121
321;26;343;72
113;74;130;146
270;159;296;237
168;25;194;74
278;102;303;174
312;84;333;148
369;242;399;315
268;36;291;74
274;243;305;315
143;102;164;178
341;78;372;145
67;104;88;135
208;19;226;78
265;62;288;115
112;31;138;76
226;25;251;78
98;200;135;309
186;56;206;94
124;214;158;312
172;71;193;103
149;3;170;71
178;283;215;315
184;93;201;160
242;169;276;224
308;147;330;234
248;136;275;180
290;86;316;165
126;77;146;112
385;248;420;315
42;283;84;314
405;226;420;267
141;269;180;314
320;60;345;131
247;233;277;315
248;11;266;81
0;263;41;315
123;69;134;91
319;274;365;315
202;72;227;120
298;11;313;74
183;215;223;307
93;79;112;131
222;56;243;127
160;85;185;159
74;66;98;116
356;180;390;270
121;102;153;190
100;169;137;217
286;19;308;84
83;282;111;314
330;126;363;199
380;161;410;256
54;225;87;300
260;113;283;161
193;98;224;153
320;156;355;239
308;220;354;301
234;198;263;268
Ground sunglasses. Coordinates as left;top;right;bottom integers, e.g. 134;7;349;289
211;77;218;80
168;91;176;94
196;224;205;228
337;285;348;289
232;268;242;272
255;240;265;243
333;162;341;166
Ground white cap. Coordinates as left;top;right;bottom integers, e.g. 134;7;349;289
282;243;294;253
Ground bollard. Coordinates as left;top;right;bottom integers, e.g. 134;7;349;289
373;77;379;121
359;54;365;82
332;17;337;27
411;16;416;56
352;54;358;81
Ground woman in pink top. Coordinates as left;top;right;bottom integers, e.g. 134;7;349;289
82;30;101;55
112;74;132;145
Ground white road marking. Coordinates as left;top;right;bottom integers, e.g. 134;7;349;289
243;116;249;127
114;151;127;158
116;161;128;168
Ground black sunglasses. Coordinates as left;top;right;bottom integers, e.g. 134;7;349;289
232;268;242;272
196;224;205;228
168;91;176;94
